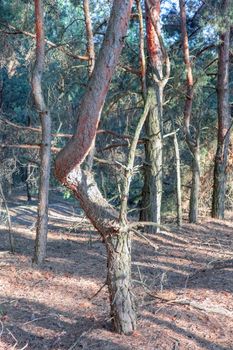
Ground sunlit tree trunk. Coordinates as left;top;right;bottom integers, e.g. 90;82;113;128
173;127;182;226
32;0;51;264
54;0;136;335
212;0;231;219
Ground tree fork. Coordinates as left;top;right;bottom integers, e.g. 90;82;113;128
54;0;136;334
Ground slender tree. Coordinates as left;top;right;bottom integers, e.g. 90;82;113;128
83;0;96;171
140;0;170;232
179;0;200;223
54;0;136;335
212;0;231;219
32;0;51;264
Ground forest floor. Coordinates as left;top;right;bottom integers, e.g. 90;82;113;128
0;193;233;350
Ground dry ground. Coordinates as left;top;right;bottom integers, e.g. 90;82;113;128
0;194;233;350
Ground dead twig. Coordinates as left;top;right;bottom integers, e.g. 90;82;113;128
23;313;59;325
6;327;18;348
88;280;107;300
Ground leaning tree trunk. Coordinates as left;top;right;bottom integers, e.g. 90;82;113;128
32;0;51;264
54;0;136;335
212;2;230;219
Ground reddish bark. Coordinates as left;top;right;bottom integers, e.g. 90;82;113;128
145;0;162;75
55;0;133;183
54;0;136;335
179;0;194;147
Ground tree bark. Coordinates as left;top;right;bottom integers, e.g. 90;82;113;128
179;0;199;223
32;0;51;265
106;233;136;334
140;0;170;233
54;0;136;334
173;129;182;226
140;87;163;230
189;144;200;223
83;0;96;171
212;0;231;219
0;183;15;253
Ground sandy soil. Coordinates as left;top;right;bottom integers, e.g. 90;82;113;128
0;194;233;350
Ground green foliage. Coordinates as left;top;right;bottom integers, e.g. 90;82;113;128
0;0;232;216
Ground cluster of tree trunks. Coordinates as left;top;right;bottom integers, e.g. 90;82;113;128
30;0;232;336
54;0;137;335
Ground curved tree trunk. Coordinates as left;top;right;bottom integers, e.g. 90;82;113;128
212;1;230;219
54;0;136;334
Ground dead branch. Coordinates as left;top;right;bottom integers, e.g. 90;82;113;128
131;228;159;250
0;21;89;61
0;116;72;138
129;221;170;232
23;313;59;325
148;293;233;318
88;280;107;300
0;144;60;152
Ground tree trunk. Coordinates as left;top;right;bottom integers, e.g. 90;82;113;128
179;0;200;224
140;0;169;232
189;145;200;223
26;164;32;202
173;130;182;226
32;0;51;264
83;0;96;171
0;183;15;253
106;233;136;334
140;87;163;233
33;111;51;264
212;2;230;219
54;0;135;334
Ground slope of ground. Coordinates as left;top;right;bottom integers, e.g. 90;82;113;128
0;194;233;350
